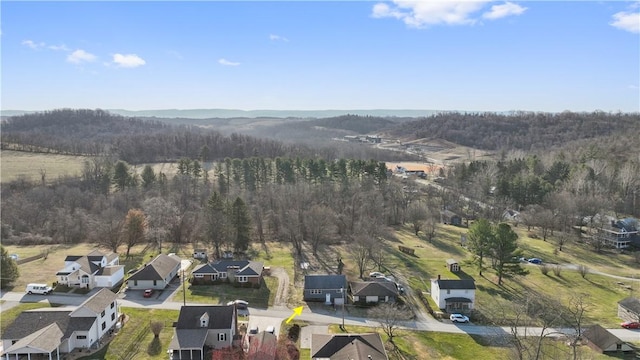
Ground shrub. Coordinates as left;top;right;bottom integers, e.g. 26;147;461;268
540;264;550;275
578;265;589;278
553;265;562;277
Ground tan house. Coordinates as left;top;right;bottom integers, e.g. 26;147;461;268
126;253;181;290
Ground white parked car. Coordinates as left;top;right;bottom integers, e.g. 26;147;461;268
227;299;249;309
369;271;385;278
26;283;53;295
450;313;470;323
265;326;275;334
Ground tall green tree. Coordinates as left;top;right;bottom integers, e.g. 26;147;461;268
113;161;132;191
230;197;252;252
1;245;19;289
141;165;157;189
206;192;229;258
467;218;494;276
123;209;147;258
491;223;520;285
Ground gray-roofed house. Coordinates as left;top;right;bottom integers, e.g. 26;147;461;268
127;253;181;290
583;324;633;353
191;260;264;287
618;297;640;322
440;210;462;226
304;274;347;305
56;250;124;290
311;333;388;360
349;281;398;304
1;288;120;359
430;275;476;313
168;305;238;360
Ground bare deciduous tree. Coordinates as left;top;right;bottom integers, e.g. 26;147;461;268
368;303;411;344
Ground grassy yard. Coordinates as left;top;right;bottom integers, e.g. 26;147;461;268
173;276;278;308
0;150;87;184
79;307;180;360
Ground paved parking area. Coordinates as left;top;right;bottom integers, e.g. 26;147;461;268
246;315;283;338
300;325;328;349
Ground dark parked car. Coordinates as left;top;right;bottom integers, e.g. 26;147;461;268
528;258;543;264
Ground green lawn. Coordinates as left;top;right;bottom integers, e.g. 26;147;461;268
80;307;179;360
0;150;87;184
173;276;278;308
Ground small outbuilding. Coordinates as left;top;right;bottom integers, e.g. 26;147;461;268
446;259;460;273
441;210;462;226
582;324;632;353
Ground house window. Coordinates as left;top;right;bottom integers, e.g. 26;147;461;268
220;273;227;279
102;322;106;330
153;280;157;286
237;276;248;283
447;289;450;294
111;302;115;309
134;280;138;286
194;274;204;278
77;335;87;340
111;313;116;321
218;333;226;342
310;289;322;295
101;310;106;317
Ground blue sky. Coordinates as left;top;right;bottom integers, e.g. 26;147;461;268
2;1;639;113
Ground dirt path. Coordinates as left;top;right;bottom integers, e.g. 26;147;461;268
271;267;290;308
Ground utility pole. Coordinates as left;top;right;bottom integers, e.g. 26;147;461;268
341;287;345;330
182;268;186;306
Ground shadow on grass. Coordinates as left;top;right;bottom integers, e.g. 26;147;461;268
147;337;162;356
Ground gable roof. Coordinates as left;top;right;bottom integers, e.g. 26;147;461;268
72;288;118;315
434;279;476;290
349;281;398;297
311;333;388;360
2;323;64;355
192;260;263;276
168;328;208;350
583;324;624;350
175;305;235;330
304;275;346;290
446;259;458;265
96;265;124;276
2;311;95;340
618;297;640;314
247;331;277;360
128;254;181;281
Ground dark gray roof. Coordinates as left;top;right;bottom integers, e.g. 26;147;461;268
128;254;180;281
583;324;623;350
73;288;118;315
168;329;208;350
445;297;472;303
349;281;397;297
304;275;346;290
2;311;95;340
193;260;263;276
3;323;64;354
618;297;640;314
175;305;235;330
96;265;124;276
311;333;388;360
435;279;476;290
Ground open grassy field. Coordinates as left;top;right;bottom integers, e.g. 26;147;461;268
333;224;640;328
0;150;87;184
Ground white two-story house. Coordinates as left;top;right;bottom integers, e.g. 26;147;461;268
56;250;124;289
430;276;476;313
1;288;120;359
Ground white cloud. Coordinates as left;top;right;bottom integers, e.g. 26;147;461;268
22;39;45;49
48;44;70;51
372;1;530;27
218;58;240;66
269;34;289;42
372;1;490;27
482;2;527;20
112;53;146;68
610;10;640;33
67;49;97;64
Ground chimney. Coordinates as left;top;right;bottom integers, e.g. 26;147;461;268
437;274;441;280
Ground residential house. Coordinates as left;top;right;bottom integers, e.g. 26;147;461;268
430;276;476;313
191;260;264;287
1;288;119;359
303;275;347;305
440;210;462;226
446;259;460;273
349;281;398;304
618;297;640;322
126;253;181;290
311;333;388;360
168;305;238;360
247;331;277;360
582;324;633;353
56;250;124;290
193;250;207;260
595;218;639;249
